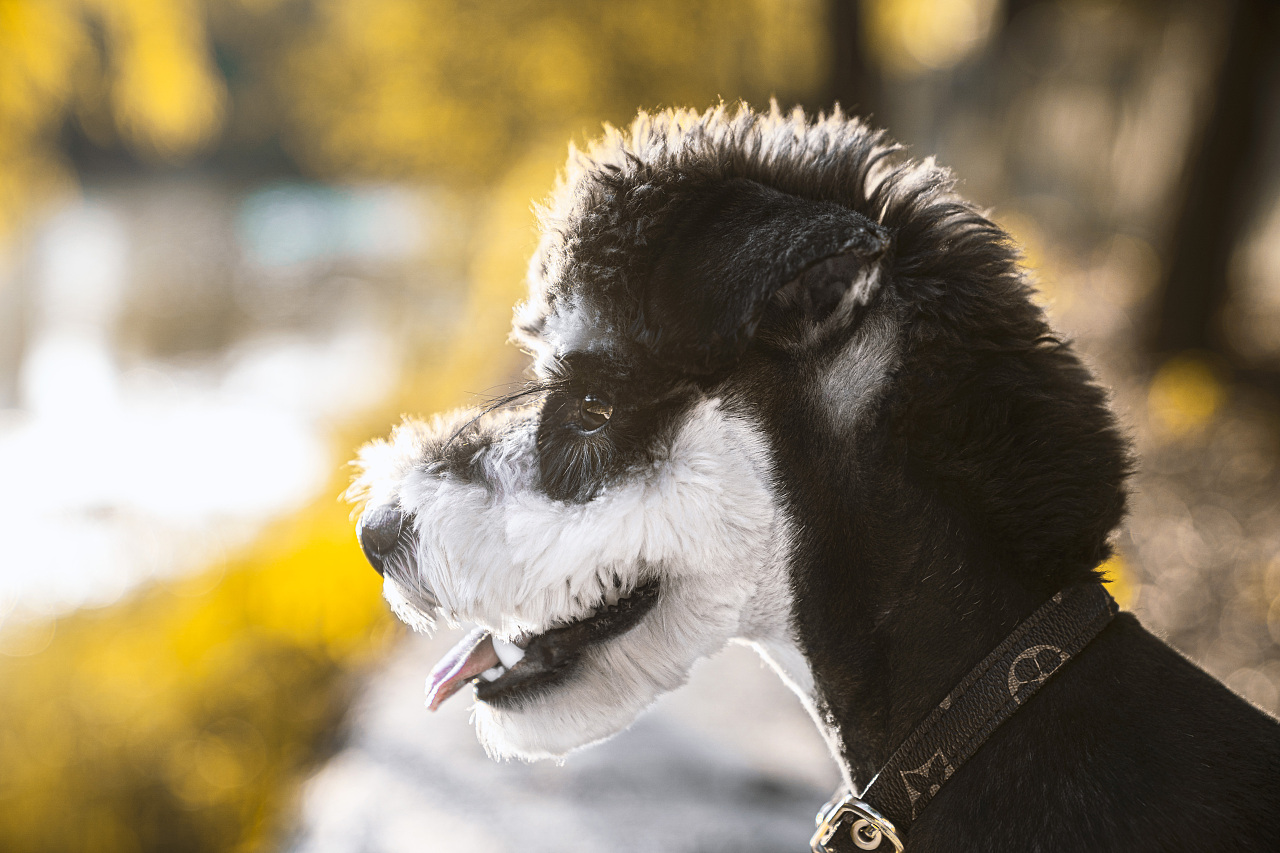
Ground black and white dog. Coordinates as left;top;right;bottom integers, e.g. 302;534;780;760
350;105;1280;850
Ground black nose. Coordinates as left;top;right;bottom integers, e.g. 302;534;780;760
357;505;406;576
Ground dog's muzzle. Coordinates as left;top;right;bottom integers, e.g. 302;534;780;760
357;504;407;576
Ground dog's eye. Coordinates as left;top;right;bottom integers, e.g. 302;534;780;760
577;394;613;432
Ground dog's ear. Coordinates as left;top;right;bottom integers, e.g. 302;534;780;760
639;178;889;373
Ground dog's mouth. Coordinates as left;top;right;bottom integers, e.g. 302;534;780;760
425;579;662;710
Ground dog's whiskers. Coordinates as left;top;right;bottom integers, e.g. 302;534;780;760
442;379;570;453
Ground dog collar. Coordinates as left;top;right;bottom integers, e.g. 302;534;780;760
811;582;1118;852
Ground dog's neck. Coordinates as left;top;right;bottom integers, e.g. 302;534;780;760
752;390;1064;791
763;564;1050;792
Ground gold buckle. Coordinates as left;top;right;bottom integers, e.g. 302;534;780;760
811;792;904;852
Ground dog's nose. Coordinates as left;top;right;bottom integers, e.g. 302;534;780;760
357;504;406;576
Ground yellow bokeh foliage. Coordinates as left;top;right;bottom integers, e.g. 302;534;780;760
0;481;397;853
0;0;231;235
277;0;827;181
90;0;228;160
0;0;87;234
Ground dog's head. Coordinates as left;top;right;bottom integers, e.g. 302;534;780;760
349;105;1129;761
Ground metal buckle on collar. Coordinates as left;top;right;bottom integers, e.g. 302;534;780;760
811;791;904;853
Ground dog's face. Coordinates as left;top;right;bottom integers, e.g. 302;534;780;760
349;106;1128;762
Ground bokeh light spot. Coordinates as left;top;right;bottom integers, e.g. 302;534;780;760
1147;354;1227;439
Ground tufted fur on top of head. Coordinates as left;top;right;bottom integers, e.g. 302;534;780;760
518;102;995;359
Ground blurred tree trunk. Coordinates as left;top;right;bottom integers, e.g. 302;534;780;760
823;0;882;121
1150;0;1279;358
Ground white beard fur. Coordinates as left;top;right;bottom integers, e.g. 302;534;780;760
352;396;801;760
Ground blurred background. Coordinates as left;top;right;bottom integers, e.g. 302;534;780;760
1;0;1278;850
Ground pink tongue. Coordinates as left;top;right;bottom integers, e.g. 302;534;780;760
426;627;500;711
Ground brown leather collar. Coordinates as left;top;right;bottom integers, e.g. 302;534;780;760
812;582;1118;852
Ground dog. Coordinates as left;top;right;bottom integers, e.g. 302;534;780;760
349;104;1280;850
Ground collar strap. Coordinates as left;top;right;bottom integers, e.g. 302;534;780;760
812;582;1118;852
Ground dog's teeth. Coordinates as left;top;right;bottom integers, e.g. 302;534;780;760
479;666;505;682
604;589;621;607
493;637;526;668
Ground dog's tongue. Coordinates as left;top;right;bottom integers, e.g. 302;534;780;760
426;627;498;711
